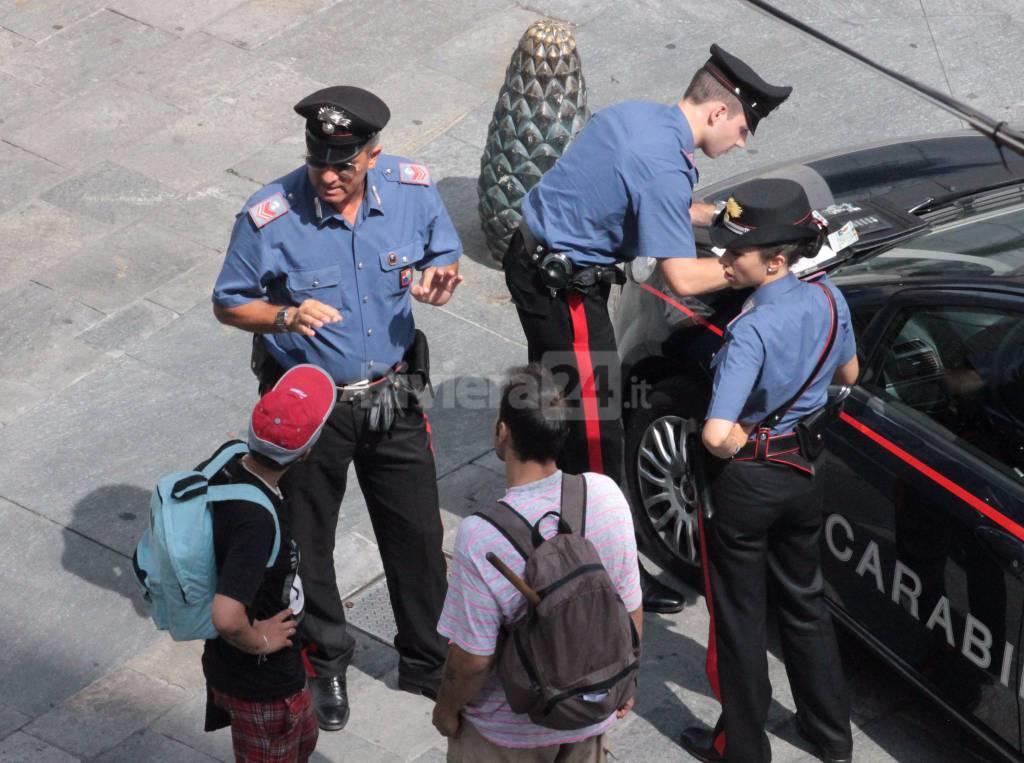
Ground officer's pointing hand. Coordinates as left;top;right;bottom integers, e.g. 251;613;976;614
288;299;343;337
411;265;464;306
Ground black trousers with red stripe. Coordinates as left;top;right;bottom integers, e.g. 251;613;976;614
700;458;852;762
503;231;623;483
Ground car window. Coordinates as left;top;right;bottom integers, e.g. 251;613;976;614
864;304;1024;481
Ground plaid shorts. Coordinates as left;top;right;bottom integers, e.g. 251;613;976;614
211;686;318;763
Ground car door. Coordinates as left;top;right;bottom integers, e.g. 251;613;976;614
820;286;1024;754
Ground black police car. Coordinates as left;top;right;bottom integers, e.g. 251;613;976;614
614;130;1024;761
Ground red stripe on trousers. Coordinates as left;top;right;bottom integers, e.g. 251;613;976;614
698;507;727;755
423;411;435;456
567;292;605;474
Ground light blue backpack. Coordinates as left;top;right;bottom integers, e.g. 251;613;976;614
132;441;281;641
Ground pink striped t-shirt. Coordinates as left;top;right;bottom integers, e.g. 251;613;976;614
437;470;642;748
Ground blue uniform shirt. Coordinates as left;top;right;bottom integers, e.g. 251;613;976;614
706;274;857;435
520;101;699;266
212;156;462;384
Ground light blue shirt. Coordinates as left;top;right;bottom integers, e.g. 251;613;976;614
706;274;857;435
521;101;699;266
212;156;462;384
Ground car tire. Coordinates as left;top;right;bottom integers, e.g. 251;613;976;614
624;376;709;584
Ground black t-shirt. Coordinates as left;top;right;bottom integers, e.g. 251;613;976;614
200;442;306;702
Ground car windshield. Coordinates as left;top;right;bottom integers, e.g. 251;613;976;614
834;203;1024;280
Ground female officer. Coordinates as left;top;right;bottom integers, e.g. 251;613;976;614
679;178;859;763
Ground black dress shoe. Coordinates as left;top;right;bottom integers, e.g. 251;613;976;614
309;675;349;731
398;674;440;700
793;714;852;763
679;726;724;762
640;565;685;614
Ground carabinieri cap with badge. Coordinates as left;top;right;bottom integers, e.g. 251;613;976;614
701;44;792;133
294;85;391;164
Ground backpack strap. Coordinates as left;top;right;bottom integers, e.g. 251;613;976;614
473;501;535;561
558;473;587;537
206;484;282;568
171;442;249;501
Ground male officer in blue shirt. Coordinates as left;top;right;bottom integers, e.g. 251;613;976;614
213;85;463;731
504;45;791;613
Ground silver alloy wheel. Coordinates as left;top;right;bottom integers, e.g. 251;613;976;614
636;415;701;566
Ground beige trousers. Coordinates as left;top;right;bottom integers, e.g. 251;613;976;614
446;719;608;763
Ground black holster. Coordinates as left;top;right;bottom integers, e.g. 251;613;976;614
251;334;285;395
795;385;850;460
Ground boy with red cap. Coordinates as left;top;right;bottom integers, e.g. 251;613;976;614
201;364;336;763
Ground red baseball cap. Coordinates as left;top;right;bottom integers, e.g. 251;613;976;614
248;364;336;465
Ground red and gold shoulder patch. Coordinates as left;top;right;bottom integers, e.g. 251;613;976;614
398;162;431;186
248;192;290;228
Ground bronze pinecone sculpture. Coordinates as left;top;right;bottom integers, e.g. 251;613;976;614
478;20;591;262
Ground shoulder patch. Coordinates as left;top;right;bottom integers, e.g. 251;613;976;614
248;192;290;228
398;162;431;186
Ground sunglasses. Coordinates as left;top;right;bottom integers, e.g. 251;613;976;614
306;156;358;173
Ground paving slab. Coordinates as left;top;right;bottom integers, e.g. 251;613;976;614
258;0;511;86
0;338;107;426
371;63;489;157
147;173;258;255
107;0;246;36
115;31;256;113
33;220;208;314
146;253;233;315
0;356;250;557
0;69;61;128
93;729;217;763
4;81;184;171
1;9;174;95
40;160;181;228
150;695;234;763
342;668;438;759
928;13;1024;126
0;0;102;43
420;6;540;96
0;199;116;287
0;139;64;217
0;732;79;763
0;702;30;739
202;0;339;51
229;133;307;188
0;281;104;374
122;637;207;696
0;27;28;62
79;298;180;353
128;300;258;407
26;667;189;758
210;62;328;137
0;497;158;717
118;99;289;194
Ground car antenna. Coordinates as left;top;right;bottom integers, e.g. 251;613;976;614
739;0;1024;157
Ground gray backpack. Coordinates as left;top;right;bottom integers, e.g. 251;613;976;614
473;473;641;730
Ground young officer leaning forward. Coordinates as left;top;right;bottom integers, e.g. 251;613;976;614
203;364;336;763
432;364;643;762
212;85;463;731
504;45;791;614
680;179;859;763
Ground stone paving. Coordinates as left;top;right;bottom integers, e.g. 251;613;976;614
0;0;1022;760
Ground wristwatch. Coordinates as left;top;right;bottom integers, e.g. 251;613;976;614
274;306;291;332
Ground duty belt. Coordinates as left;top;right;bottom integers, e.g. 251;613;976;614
733;431;814;475
518;222;626;293
335;376;390;403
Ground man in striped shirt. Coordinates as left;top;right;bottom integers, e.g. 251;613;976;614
432;364;643;761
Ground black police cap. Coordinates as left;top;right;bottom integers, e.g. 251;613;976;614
703;44;792;133
294;86;391;164
710;178;825;250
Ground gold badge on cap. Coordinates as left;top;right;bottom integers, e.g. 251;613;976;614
725;197;743;220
